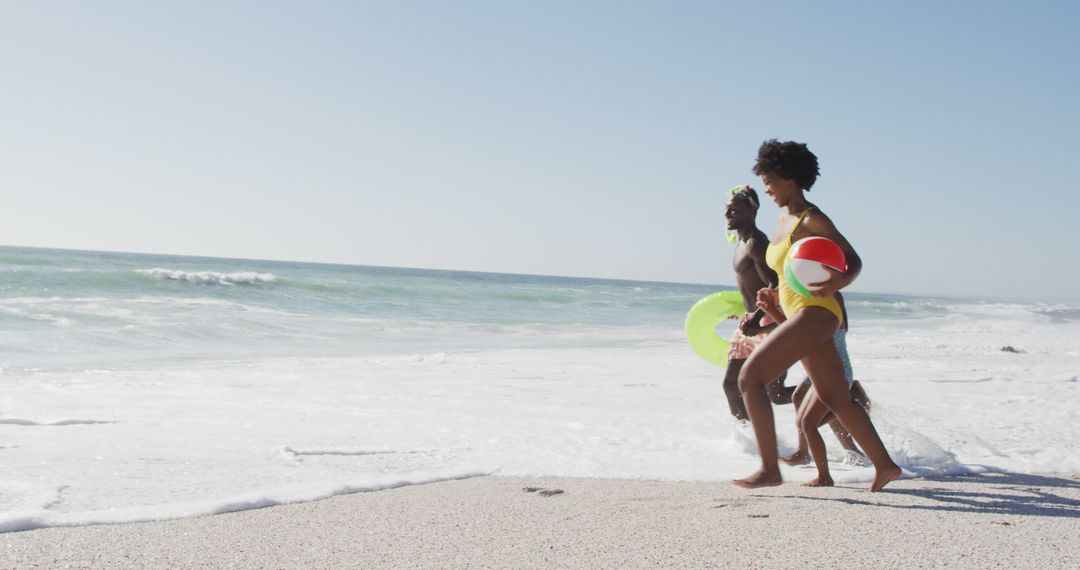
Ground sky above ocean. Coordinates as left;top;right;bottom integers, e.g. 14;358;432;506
1;1;1077;300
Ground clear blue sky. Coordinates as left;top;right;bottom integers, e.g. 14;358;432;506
2;1;1077;300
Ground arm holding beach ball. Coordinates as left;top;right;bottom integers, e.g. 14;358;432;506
799;211;862;298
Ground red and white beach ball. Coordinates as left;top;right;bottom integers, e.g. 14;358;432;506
784;237;847;297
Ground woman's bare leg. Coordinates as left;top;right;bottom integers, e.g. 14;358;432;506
733;309;834;488
801;333;902;492
824;380;871;453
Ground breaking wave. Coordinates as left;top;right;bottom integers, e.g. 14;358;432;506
136;268;277;286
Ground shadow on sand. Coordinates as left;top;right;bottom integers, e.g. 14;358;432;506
784;472;1080;519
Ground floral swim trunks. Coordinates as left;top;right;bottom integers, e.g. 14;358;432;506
727;314;775;361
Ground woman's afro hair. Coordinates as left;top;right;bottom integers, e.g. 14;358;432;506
752;139;820;191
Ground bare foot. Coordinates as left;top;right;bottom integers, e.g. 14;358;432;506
869;464;903;492
733;468;782;489
780;450;811;466
801;476;834;487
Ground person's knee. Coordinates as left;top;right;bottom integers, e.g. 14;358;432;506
798;413;818;436
737;365;762;394
794;407;808;431
789;383;806;407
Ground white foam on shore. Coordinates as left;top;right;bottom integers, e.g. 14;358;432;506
2;319;1078;532
2;254;1079;533
0;469;485;533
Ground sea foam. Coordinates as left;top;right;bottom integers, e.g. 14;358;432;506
1;246;1078;532
136;268;276;286
0;469;485;533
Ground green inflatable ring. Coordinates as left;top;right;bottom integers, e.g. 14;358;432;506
685;291;745;367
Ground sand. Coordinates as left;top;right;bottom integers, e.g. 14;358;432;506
3;472;1079;568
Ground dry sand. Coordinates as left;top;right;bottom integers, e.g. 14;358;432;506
3;472;1079;568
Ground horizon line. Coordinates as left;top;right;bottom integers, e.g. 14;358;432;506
0;242;1058;304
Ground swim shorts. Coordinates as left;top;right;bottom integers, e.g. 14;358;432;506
727;313;774;361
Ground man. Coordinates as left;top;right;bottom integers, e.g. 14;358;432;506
722;185;793;420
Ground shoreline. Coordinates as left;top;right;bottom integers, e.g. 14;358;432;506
3;472;1079;568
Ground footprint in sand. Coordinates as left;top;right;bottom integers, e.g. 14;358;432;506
522;487;565;497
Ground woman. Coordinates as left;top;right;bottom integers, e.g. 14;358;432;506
733;139;901;492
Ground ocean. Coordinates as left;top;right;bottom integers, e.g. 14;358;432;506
1;245;1078;531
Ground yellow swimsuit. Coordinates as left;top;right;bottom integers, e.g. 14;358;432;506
765;208;844;327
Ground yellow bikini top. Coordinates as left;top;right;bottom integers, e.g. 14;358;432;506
765;208;844;327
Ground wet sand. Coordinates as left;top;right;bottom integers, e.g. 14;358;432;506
3;472;1079;568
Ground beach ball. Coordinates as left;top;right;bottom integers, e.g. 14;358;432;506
784;237;847;297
